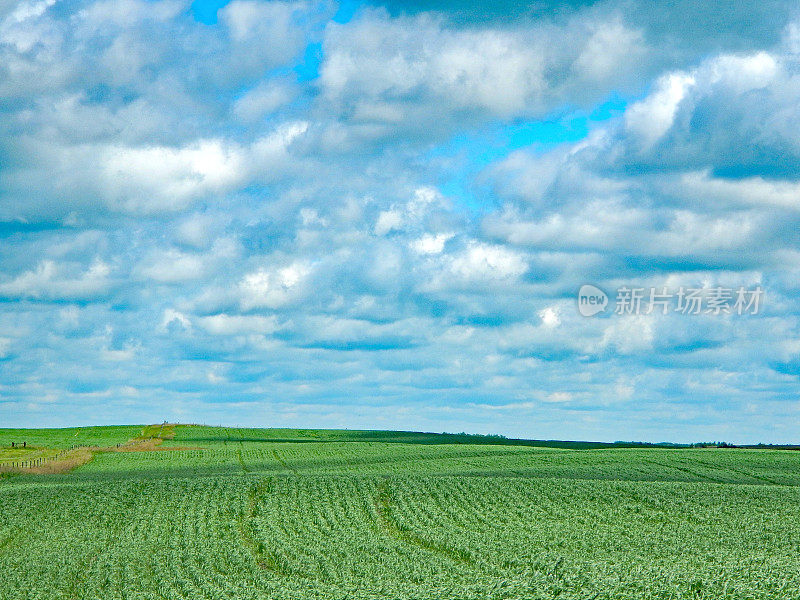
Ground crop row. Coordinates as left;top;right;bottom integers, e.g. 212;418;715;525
2;473;800;599
71;440;800;486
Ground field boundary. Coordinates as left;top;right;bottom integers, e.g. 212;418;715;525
0;424;200;475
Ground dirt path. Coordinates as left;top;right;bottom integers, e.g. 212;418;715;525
0;424;202;475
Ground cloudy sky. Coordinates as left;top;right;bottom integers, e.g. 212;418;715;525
2;0;800;442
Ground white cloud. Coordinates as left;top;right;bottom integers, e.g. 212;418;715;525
374;187;448;236
176;214;217;249
544;391;573;403
57;306;80;329
290;315;422;349
601;317;655;355
614;378;636;401
2;0;800;443
785;20;800;54
101;343;138;362
485;201;763;258
247;121;308;174
448;242;528;282
100;140;245;213
233;78;298;122
319;10;646;132
676;170;800;210
77;0;182;27
207;367;226;384
429;28;545;115
410;233;453;255
0;259;111;300
0;0;57;53
198;314;278;336
625;72;695;150
222;0;302;43
407;187;443;218
703;52;777;93
219;0;310;76
239;261;312;310
538;306;561;328
374;210;403;236
299;207;327;227
2;122;308;220
139;249;206;283
573;18;645;82
621;51;779;157
161;308;191;331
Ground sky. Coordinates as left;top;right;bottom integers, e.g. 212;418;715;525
1;0;800;442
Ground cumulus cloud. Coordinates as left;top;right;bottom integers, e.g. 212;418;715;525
239;261;312;310
0;336;11;358
100;140;246;213
176;213;220;249
138;250;207;283
601;316;655;355
484;45;800;269
374;210;403;236
161;308;191;332
2;0;800;443
373;186;439;228
233;78;299;122
624;72;696;151
410;233;453;255
0;259;112;300
2;122;309;220
605;51;800;178
538;306;561;328
672;171;800;210
198;313;279;336
447;242;528;282
317;9;646;139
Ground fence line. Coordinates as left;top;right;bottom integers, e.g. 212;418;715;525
0;445;92;471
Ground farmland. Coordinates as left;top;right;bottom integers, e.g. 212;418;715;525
1;426;800;599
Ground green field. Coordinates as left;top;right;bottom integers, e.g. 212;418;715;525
1;426;800;599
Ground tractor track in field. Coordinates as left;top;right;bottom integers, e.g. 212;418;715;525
640;458;731;484
234;478;312;580
373;479;476;568
271;449;298;474
691;458;786;486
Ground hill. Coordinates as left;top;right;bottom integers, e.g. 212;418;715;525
1;424;799;599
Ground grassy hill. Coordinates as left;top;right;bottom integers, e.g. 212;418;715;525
1;424;799;599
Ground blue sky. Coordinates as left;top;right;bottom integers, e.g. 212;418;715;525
1;0;800;442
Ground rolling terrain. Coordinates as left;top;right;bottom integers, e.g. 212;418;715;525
1;425;799;599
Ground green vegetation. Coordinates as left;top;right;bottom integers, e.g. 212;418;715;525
1;425;799;599
0;425;144;450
